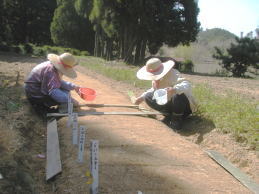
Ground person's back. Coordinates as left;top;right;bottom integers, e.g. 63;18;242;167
24;53;81;118
25;61;59;98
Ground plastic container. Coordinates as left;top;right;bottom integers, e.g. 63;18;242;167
153;89;168;105
79;87;96;101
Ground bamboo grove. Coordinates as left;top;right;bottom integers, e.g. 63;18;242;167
1;0;200;64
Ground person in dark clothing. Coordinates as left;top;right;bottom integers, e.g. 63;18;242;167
131;58;197;130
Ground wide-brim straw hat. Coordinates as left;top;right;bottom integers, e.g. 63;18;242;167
137;58;175;80
47;52;78;78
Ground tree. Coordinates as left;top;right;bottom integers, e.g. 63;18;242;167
1;0;56;44
256;28;259;39
51;0;95;53
87;0;200;64
213;37;259;77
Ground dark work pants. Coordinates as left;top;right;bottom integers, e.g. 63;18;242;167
145;92;192;119
27;95;60;116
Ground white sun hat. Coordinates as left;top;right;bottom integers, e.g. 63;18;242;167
47;52;78;79
137;58;175;81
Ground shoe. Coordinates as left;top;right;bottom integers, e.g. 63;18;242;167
170;116;183;131
47;106;59;113
48;116;64;121
161;115;171;126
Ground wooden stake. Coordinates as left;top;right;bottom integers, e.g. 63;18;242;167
67;94;73;127
206;150;259;193
79;104;139;108
72;113;78;145
79;103;151;112
78;125;86;163
90;140;99;194
46;119;62;180
47;111;166;117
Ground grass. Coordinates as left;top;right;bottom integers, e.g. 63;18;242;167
194;85;258;149
78;56;258;150
78;56;150;88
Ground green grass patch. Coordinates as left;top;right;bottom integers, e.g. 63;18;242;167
194;84;258;149
78;56;150;88
79;56;258;149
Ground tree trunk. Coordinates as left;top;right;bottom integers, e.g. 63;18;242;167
125;37;136;64
119;28;125;59
94;31;98;57
105;38;112;61
140;38;147;63
134;38;142;64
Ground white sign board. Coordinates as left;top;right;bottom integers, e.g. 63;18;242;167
78;125;86;163
90;140;99;194
67;93;73;127
72;113;78;145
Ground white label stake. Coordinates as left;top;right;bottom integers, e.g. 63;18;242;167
67;94;73;127
90;140;99;194
72;113;78;145
78;125;86;163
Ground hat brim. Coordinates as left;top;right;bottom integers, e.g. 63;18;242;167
136;60;175;80
47;54;77;79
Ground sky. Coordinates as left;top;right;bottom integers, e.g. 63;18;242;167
198;0;259;37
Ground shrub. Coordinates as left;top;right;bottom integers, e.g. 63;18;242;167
0;42;10;52
213;37;259;77
80;51;89;56
33;47;46;56
11;46;21;53
0;43;90;57
23;43;33;54
181;59;194;72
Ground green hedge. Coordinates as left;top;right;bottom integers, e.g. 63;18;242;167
0;42;90;56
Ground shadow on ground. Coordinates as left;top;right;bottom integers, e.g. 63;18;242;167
178;115;215;144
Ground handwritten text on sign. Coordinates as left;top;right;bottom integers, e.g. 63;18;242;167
78;125;86;163
90;140;99;194
72;113;78;145
67;94;73;127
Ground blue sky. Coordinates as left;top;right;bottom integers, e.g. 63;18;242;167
198;0;259;37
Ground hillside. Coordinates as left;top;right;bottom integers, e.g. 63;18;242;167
161;28;237;73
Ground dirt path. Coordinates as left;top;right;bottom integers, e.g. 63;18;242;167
50;71;252;193
0;53;258;193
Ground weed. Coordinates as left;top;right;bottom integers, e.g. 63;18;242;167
6;101;21;112
194;84;258;148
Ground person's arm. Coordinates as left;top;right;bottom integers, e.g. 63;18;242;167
166;80;191;99
60;80;82;97
131;87;154;105
49;88;79;106
131;96;144;105
41;66;79;105
60;80;77;91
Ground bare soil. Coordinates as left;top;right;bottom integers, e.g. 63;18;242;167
0;52;258;194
